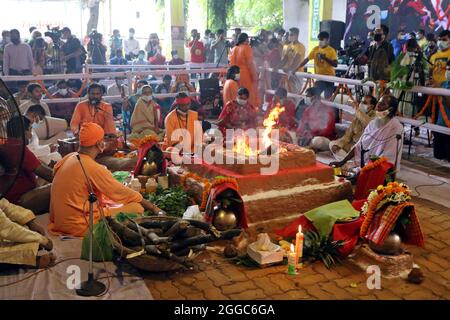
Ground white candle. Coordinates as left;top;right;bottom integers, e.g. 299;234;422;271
295;225;304;268
287;244;296;275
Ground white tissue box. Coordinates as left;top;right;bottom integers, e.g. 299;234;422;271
247;244;284;266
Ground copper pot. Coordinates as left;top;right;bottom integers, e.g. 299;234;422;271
369;232;402;256
212;207;237;231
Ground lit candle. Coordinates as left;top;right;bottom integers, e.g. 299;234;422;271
295;225;304;269
287;244;297;275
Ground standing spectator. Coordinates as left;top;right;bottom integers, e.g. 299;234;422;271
87;31;107;65
31;37;47;75
361;24;395;82
275;28;285;42
229;33;260;108
211;29;229;66
155;75;173;118
132;50;149;66
110;49;128;65
434;61;450;162
417;30;427;50
430;30;450;87
124;28;140;61
187;29;205;63
2;29;34;76
280;27;306;92
267;38;283;89
0;30;11;73
109;29;123;59
61;27;84;74
298;31;338;99
424;33;437;60
230;28;242;47
391;30;408;58
168;50;185;65
145;33;161;59
204;29;214;63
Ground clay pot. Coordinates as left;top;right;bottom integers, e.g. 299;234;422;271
213;208;237;231
369;232;402;256
142;161;158;176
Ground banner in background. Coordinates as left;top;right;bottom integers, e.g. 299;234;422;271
344;0;450;43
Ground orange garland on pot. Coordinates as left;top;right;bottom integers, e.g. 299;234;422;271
360;156;388;174
360;182;412;236
129;135;160;149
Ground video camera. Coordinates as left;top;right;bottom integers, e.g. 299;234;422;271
44;26;62;44
89;30;102;45
338;36;365;65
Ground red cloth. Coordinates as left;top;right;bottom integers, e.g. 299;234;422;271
188;40;205;63
297;102;336;140
265;97;297;130
204;182;249;229
4;146;40;203
275;200;366;257
132;141;167;176
148;54;166;65
354;160;394;200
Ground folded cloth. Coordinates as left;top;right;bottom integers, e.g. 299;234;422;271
303;200;360;239
363;202;424;247
354;159;394;200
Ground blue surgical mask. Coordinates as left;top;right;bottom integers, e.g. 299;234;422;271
32;122;41;129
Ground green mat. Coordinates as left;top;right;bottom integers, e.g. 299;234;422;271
304;200;360;238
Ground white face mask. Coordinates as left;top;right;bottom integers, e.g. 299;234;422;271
235;73;241;81
129;33;134;38
58;88;68;96
359;103;369;113
236;98;247;106
376;110;390;119
438;40;449;51
319;40;327;48
141;95;153;102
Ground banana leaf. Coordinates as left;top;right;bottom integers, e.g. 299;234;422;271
81;218;113;262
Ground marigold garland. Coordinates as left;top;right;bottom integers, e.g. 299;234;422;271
129;135;159;149
180;173;239;210
360;156;388;174
360;181;411;236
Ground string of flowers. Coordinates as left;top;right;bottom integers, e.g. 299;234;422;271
360;182;412;236
360;156;388;174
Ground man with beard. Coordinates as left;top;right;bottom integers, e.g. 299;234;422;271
2;29;33;77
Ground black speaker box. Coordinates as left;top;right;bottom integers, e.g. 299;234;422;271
320;20;346;50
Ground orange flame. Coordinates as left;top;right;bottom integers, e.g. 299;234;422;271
262;104;285;150
233;135;258;157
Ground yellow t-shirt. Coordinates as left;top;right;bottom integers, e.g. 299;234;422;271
288;41;306;71
430;50;450;85
308;45;337;76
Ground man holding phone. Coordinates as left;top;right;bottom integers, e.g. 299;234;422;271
298;31;338;99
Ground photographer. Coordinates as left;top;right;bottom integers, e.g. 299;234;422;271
61;27;84;74
187;29;205;63
211;29;229;66
361;25;395;82
87;30;107;65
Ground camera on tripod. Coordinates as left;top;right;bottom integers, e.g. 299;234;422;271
338;36;365;66
88;30;102;45
44;26;62;45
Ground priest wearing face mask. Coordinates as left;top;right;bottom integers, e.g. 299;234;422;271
223;65;240;106
163;92;201;151
70;83;117;136
50;80;78;123
130;85;161;138
217;87;258;136
330;95;403;171
329;95;377;161
49;122;163;237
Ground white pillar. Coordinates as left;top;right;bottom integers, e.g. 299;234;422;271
283;0;310;52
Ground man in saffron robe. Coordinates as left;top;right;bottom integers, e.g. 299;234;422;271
223;65;240;106
48;122;163;237
70;83;117;136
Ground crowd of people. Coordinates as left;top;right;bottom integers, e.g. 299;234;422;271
1;22;450;269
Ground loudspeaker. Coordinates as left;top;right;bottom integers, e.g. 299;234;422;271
320;20;346;50
199;78;220;100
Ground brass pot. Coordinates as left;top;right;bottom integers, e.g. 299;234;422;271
142;161;158;176
369;232;402;256
212;208;237;231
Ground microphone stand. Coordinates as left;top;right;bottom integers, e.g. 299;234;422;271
75;153;106;297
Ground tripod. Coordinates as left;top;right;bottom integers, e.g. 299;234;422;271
75;154;107;297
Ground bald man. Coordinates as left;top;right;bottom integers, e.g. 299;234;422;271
48;122;163;237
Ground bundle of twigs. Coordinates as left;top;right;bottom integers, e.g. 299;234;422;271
106;216;242;271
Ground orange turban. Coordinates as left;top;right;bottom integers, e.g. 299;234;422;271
79;122;104;147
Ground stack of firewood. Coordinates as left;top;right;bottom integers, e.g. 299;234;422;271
107;216;242;270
